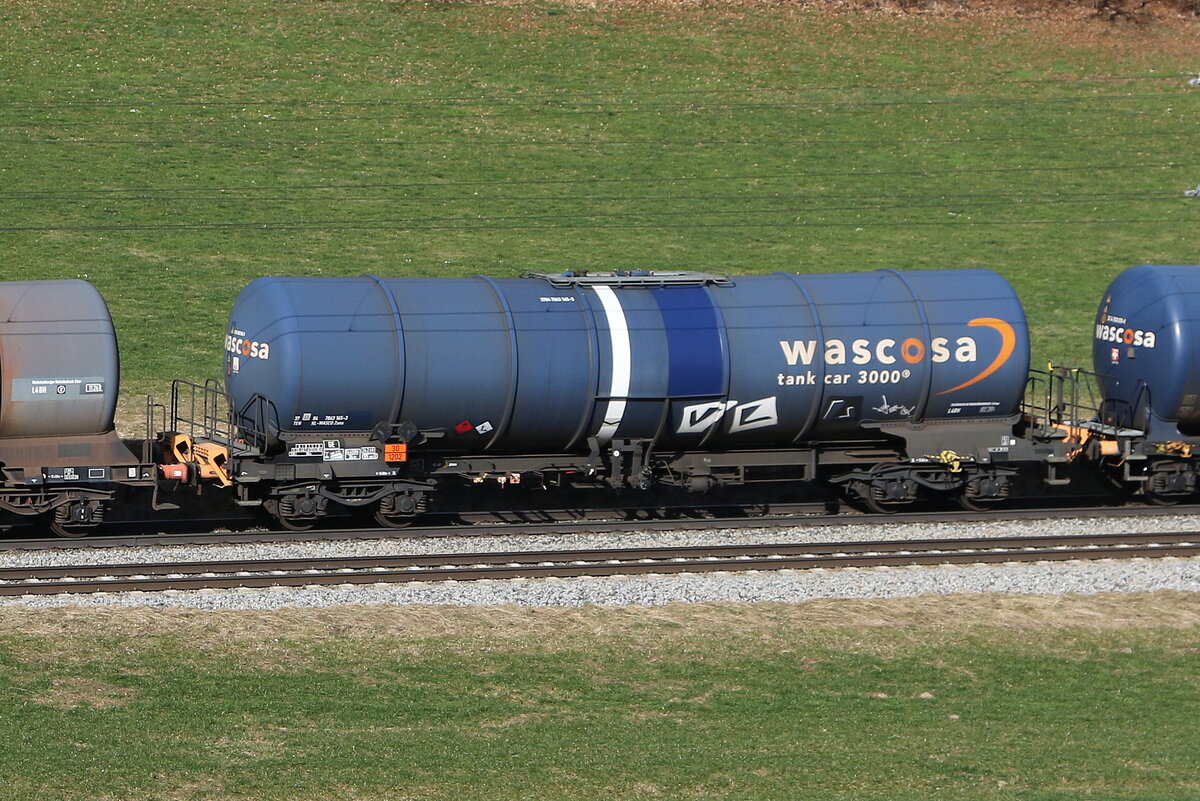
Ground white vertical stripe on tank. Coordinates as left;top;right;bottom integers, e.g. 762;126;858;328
593;285;631;444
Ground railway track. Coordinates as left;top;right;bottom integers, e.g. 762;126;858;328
3;500;1200;552
2;531;1197;597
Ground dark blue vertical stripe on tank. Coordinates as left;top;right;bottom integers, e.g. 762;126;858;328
651;286;724;397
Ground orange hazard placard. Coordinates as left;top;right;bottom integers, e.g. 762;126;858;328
384;444;408;462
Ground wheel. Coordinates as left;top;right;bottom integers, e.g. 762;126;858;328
957;474;1009;513
957;491;1000;512
276;514;317;532
374;493;422;529
852;469;916;515
862;491;900;515
373;508;415;529
1143;469;1192;506
268;495;323;531
47;519;94;538
45;502;102;538
1142;488;1180;507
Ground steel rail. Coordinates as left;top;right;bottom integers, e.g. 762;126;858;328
1;531;1197;596
3;500;1200;552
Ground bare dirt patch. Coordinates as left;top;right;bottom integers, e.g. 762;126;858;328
418;0;1198;23
31;676;139;710
1;592;1197;656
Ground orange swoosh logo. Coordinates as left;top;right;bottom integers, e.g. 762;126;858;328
936;317;1016;395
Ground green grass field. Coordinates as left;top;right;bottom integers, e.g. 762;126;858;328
2;2;1200;798
2;0;1198;414
0;597;1198;801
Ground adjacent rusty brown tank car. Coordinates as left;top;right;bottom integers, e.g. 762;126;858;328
0;280;155;536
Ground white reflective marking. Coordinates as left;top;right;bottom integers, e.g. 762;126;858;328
678;400;735;434
729;396;779;433
593;285;631;443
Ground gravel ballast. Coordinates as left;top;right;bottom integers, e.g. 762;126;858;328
2;514;1198;609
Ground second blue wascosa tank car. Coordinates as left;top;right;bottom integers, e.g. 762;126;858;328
1092;264;1200;502
212;268;1049;529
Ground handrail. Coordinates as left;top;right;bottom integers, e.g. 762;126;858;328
169;379;235;446
524;270;733;288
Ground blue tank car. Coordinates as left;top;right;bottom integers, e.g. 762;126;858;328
225;269;1029;450
219;269;1032;527
1093;264;1200;439
1089;264;1200;503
